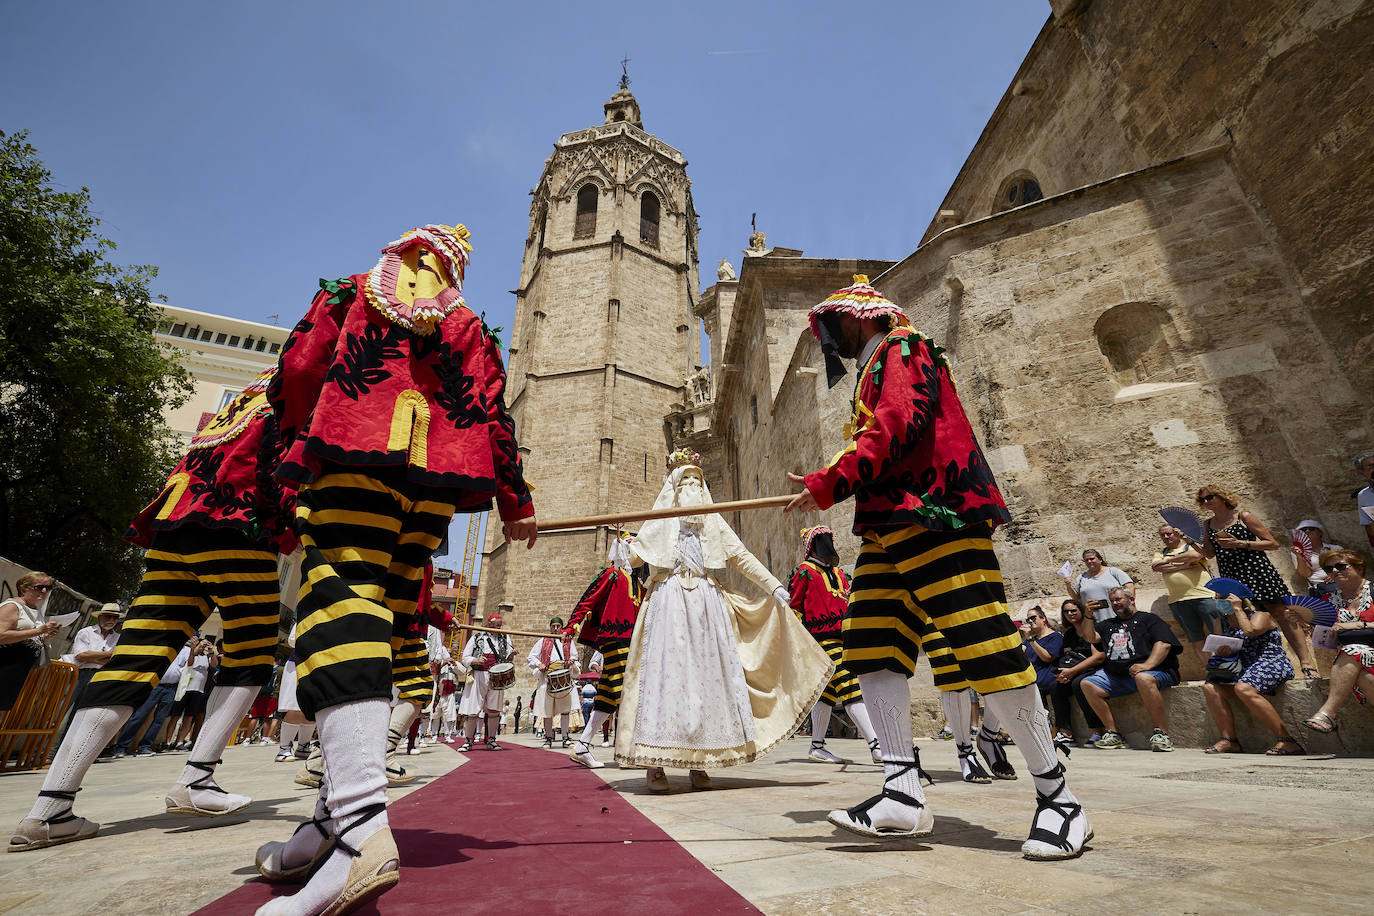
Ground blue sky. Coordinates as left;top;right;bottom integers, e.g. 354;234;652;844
2;1;1048;571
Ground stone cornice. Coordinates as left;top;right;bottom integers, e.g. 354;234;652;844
882;143;1232;286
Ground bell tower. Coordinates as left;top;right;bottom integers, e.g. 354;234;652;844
478;82;701;663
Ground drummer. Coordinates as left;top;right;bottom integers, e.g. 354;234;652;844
527;617;579;749
458;615;516;752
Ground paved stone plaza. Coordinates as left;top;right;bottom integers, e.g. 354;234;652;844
0;732;1368;914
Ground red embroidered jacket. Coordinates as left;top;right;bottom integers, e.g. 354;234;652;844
269;277;534;521
788;560;850;638
804;327;1010;535
566;567;642;648
126;388;296;552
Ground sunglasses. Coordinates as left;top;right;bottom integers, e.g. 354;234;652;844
1197;494;1220;503
26;583;53;592
1321;563;1354;574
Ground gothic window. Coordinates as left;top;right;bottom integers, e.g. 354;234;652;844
640;191;660;247
1093;302;1183;388
575;184;597;239
995;172;1044;213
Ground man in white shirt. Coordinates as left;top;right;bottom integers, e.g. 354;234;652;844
54;604;125;748
69;604;124;690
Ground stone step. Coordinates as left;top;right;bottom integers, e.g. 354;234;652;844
911;677;1372;753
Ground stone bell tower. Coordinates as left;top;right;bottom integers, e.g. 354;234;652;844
477;80;701;670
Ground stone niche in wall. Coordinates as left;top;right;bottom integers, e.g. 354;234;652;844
1092;301;1199;403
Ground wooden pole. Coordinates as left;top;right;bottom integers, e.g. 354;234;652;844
535;493;795;533
455;623;563;641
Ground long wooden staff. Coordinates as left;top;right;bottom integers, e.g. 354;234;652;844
535;494;794;533
455;622;562;641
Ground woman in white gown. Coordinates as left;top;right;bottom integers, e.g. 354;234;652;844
615;457;833;792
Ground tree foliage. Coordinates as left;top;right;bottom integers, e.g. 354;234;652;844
0;130;192;598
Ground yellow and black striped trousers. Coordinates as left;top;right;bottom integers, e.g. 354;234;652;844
916;616;972;693
818;638;863;707
592;639;630;714
392;629;432;708
84;526;280;710
844;522;1033;695
293;466;456;719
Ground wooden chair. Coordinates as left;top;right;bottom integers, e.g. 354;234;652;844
0;661;80;771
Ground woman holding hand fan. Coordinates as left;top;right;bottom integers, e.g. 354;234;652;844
1195;484;1316;680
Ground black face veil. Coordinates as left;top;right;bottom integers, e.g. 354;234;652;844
807;531;841;567
816;313;850;389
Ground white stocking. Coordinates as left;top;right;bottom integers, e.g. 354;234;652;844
386;702;418;755
941;688;979;778
845;700;877;745
278;722;304;753
262;700;392;916
579;709;609;745
175;684;257;809
983;685;1064;790
810;701;833;743
857;671;924;805
983;683;1089;857
29;706;131;820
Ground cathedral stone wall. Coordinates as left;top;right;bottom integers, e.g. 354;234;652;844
928;0;1374;430
883;149;1363;600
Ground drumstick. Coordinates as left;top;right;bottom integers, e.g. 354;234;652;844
455;623;566;640
536;494;795;533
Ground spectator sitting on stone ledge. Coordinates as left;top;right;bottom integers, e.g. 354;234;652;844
1303;549;1374;734
1052;599;1105;747
1063;548;1134;623
1201;594;1300;755
1151;523;1224;670
1081;587;1182;752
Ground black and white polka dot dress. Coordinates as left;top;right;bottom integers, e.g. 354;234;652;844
1208;520;1290;602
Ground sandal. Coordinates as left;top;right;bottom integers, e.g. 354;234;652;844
1204;737;1242;754
1266;737;1306;756
1303;712;1337;734
1301;666;1321;681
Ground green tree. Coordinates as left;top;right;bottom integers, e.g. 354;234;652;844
0;129;192;598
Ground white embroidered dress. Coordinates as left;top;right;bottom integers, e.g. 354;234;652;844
614;466;833;770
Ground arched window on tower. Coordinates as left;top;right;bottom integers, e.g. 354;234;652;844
994;172;1044;213
575;184;598;239
639;191;660;248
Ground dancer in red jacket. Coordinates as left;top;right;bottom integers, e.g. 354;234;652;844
13;369;296;851
786;275;1090;860
788;525;881;765
255;224;537;916
566;535;644;768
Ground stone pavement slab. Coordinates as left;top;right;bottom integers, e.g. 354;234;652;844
0;732;1370;914
0;741;462;915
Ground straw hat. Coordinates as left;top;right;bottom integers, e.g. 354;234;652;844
96;602;126;618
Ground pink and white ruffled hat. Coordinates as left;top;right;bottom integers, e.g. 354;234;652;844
807;274;908;340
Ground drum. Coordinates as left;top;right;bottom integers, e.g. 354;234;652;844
487;662;516;691
547;666;574;696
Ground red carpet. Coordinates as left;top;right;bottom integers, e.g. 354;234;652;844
197;743;762;915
